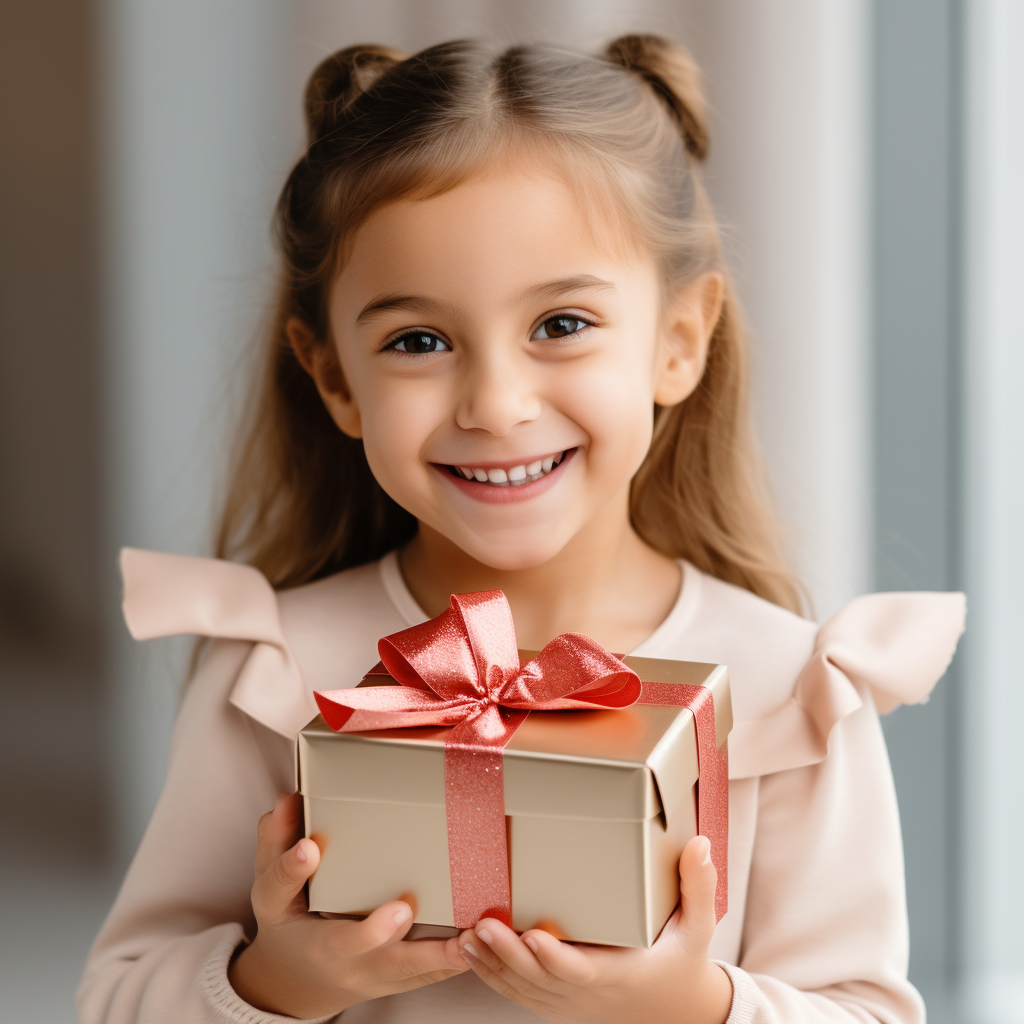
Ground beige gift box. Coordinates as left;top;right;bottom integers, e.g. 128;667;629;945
297;654;731;948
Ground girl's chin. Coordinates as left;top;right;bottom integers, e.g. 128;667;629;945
454;542;569;573
434;528;574;572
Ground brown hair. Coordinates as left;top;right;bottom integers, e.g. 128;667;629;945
216;35;803;614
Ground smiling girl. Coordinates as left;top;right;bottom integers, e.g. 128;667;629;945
78;36;964;1024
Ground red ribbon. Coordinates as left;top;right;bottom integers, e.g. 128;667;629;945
315;591;728;929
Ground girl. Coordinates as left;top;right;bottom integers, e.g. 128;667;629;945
78;35;965;1024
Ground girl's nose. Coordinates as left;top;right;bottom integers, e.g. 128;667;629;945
454;349;541;436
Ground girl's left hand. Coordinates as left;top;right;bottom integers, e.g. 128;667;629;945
457;835;732;1024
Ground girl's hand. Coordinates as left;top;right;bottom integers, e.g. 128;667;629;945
457;836;732;1024
229;794;468;1018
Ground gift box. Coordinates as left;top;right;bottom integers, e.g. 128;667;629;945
298;601;731;948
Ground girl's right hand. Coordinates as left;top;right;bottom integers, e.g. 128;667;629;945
228;793;469;1018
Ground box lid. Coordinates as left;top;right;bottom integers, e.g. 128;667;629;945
297;655;730;826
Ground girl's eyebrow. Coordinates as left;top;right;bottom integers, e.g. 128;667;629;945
355;275;617;326
520;275;617;305
355;294;455;325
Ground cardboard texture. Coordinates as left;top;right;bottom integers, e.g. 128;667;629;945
297;654;731;947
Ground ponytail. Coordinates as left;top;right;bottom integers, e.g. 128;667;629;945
603;34;709;161
303;44;406;142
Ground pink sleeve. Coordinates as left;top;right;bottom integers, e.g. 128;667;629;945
717;591;965;1023
74;638;333;1024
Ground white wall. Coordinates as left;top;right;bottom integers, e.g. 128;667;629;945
101;0;295;852
677;2;871;618
959;2;1024;1020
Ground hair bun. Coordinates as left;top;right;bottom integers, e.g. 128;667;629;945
303;44;406;142
603;34;709;161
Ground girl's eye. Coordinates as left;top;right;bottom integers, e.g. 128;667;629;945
388;331;451;354
532;316;592;340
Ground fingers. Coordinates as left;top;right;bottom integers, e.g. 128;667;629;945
444;935;470;971
254;794;303;876
251;836;320;922
459;942;532;1006
325;899;464;969
519;928;598;985
376;935;471;987
458;919;561;1003
678;835;718;938
336;901;417;955
475;919;556;986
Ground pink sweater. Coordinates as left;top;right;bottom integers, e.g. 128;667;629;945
77;550;965;1023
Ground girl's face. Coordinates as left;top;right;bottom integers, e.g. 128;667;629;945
304;161;714;571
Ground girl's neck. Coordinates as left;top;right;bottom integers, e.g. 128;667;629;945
398;495;682;653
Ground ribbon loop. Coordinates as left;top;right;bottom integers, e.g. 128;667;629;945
450;591;521;698
509;633;642;708
377;605;482;700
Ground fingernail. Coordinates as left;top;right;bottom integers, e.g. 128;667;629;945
524;935;538;953
392;904;411;926
476;927;492;945
294;842;307;863
463;943;478;959
700;837;712;865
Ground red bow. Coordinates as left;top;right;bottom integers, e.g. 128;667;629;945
315;591;727;929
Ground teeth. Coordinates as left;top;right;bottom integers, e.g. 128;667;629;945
453;450;569;486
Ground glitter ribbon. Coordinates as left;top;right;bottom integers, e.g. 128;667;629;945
314;590;727;928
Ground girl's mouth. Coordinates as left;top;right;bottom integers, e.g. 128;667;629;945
434;448;578;504
448;449;570;486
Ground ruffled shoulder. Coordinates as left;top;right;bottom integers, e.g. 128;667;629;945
728;590;966;778
121;549;968;772
120;548;316;738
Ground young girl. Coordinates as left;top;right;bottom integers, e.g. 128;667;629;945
78;35;965;1024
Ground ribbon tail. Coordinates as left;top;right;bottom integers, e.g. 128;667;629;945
444;704;528;929
640;682;729;922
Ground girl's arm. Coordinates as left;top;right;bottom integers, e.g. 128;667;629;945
76;638;304;1022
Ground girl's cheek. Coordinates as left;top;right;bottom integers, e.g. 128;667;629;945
560;366;654;464
360;387;445;489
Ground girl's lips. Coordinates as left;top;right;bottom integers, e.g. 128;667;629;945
434;447;578;505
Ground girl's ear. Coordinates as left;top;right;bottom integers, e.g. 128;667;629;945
287;317;363;439
653;271;724;407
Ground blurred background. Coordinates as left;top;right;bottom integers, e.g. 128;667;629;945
1;1;1021;1022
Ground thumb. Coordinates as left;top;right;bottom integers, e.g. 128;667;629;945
678;835;718;939
252;837;320;923
254;793;304;876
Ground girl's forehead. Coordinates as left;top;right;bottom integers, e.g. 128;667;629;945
341;158;648;286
